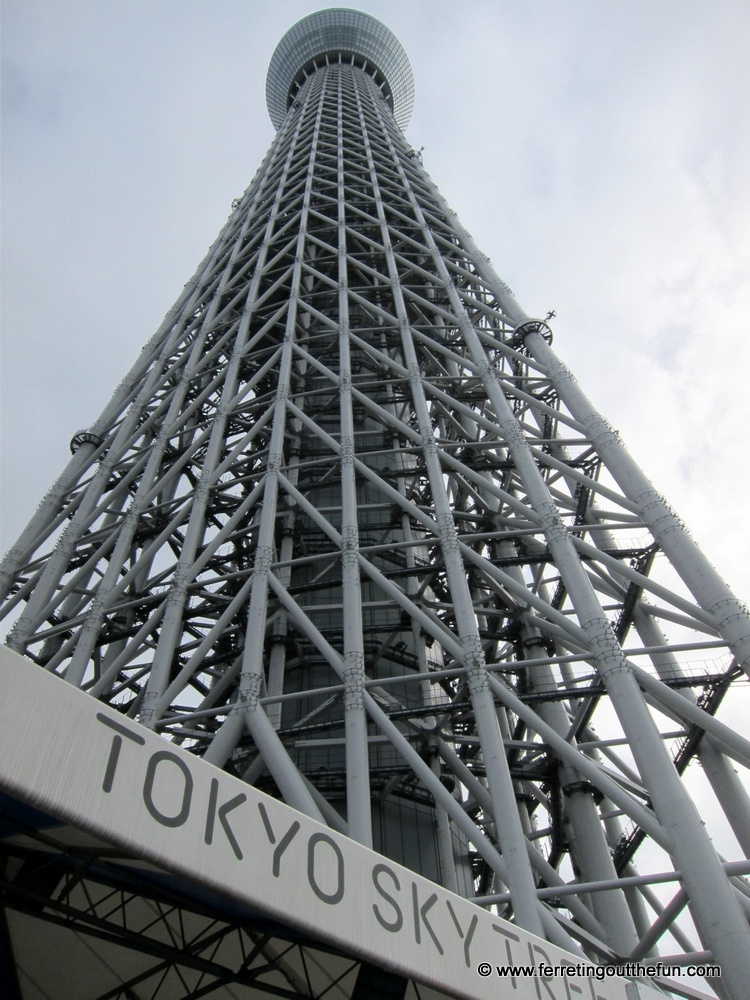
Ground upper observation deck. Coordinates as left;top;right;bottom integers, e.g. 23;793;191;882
266;8;415;131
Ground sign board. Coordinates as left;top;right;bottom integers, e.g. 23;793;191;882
0;645;653;1000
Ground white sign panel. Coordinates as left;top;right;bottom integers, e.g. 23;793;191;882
0;646;640;1000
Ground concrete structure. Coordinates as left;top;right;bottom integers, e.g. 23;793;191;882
1;9;749;999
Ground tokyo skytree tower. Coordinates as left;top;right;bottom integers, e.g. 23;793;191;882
2;9;750;1000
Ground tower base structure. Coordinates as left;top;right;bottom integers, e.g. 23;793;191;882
1;646;664;1000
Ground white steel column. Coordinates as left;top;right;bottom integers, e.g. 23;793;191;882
336;70;373;847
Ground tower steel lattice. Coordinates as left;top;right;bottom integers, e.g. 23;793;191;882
2;9;750;1000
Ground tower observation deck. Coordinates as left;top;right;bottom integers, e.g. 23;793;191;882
1;9;750;1000
265;8;415;130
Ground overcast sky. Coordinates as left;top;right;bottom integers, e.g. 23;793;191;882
2;0;750;610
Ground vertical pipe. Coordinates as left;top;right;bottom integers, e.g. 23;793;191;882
336;68;373;847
